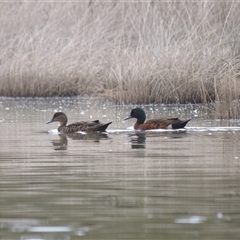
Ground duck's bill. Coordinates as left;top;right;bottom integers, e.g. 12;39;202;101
46;119;54;124
124;115;132;121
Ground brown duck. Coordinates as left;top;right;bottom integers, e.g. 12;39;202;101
124;107;191;130
46;112;112;133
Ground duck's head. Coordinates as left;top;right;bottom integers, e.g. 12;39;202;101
124;108;146;124
46;112;68;126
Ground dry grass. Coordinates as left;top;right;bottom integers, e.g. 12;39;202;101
0;2;240;118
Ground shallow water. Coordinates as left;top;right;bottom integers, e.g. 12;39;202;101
1;97;240;240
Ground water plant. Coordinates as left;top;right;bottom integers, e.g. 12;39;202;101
0;2;240;118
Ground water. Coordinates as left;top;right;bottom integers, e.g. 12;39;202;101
1;97;240;240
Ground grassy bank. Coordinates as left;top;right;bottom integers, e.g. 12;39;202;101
0;2;240;118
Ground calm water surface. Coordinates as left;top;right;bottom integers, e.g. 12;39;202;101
1;98;240;240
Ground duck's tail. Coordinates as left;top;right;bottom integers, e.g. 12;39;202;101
96;122;112;131
172;119;191;129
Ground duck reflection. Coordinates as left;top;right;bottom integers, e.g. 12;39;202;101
128;132;146;149
51;135;68;150
128;130;188;149
50;132;109;150
170;130;188;138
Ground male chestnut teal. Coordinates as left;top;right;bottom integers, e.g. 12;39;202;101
46;112;112;133
124;108;191;130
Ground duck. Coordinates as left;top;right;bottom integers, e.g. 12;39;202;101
46;112;112;133
124;107;191;130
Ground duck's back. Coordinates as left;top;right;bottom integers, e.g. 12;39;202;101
59;120;112;133
135;118;190;130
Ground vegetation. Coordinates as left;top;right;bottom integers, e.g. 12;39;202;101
0;2;240;118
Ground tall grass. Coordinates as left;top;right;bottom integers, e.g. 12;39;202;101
0;2;240;118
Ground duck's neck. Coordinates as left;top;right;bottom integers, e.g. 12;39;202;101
136;115;145;124
59;117;68;127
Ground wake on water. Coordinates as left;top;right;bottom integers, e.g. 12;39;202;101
47;126;240;135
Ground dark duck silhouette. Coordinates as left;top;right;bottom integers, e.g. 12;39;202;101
46;112;112;133
124;108;190;130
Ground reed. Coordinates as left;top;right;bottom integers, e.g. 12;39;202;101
0;2;240;118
